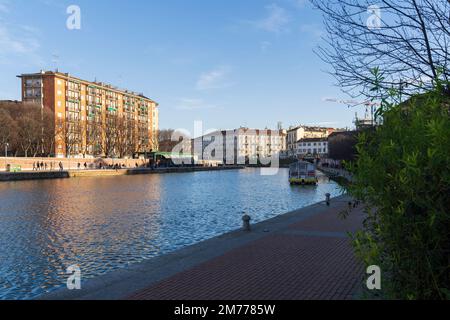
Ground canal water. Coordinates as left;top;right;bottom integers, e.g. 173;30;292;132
0;168;342;299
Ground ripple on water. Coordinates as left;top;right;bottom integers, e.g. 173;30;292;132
0;168;342;299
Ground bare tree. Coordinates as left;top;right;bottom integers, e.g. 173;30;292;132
311;0;450;98
0;109;18;156
39;107;55;157
85;121;102;157
157;129;191;153
158;129;174;143
103;115;119;158
16;116;40;157
56;116;82;158
116;116;136;158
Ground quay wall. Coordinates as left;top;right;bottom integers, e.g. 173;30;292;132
1;166;246;182
0;171;70;181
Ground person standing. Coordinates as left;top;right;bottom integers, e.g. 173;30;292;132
59;161;63;171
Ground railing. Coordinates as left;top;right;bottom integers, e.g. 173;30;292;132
318;165;354;182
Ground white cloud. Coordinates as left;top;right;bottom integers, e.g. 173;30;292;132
196;66;233;91
175;98;219;111
0;25;40;55
255;4;290;33
0;6;43;66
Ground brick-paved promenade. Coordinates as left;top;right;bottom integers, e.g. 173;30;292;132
39;195;365;300
128;199;365;300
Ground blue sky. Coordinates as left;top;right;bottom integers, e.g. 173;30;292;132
0;0;366;132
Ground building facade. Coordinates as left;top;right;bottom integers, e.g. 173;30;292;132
296;138;329;158
18;71;159;158
287;126;335;157
192;128;287;164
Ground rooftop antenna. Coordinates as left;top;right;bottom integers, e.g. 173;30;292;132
51;53;59;71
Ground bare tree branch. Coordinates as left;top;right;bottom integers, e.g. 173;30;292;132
311;0;450;98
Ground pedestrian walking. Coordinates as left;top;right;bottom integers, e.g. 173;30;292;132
33;162;36;171
59;161;63;171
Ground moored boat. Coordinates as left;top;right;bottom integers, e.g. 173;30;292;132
289;161;318;185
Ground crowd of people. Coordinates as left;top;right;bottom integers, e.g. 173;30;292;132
32;161;52;171
29;159;199;172
31;161;138;171
32;161;65;171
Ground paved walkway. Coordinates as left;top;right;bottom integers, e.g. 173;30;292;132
128;199;365;300
38;196;365;300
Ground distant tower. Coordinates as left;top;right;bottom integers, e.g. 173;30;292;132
277;121;283;130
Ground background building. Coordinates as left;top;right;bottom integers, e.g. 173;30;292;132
18;71;159;158
296;137;328;159
286;126;335;157
193;127;287;164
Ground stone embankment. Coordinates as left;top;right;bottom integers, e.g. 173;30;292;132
0;166;246;182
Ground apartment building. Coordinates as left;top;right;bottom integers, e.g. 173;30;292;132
18;71;159;158
286;126;335;157
296;138;329;158
192;128;287;164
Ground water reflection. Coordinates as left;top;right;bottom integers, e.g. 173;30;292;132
0;168;341;299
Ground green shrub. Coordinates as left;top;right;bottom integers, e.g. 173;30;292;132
346;86;450;300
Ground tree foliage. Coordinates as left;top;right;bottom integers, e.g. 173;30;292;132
346;84;450;299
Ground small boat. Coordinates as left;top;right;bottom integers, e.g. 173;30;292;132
289;161;318;185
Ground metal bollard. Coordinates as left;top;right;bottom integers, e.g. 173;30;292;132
242;214;251;232
325;193;331;206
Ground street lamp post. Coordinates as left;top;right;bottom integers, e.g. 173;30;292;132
4;143;9;172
